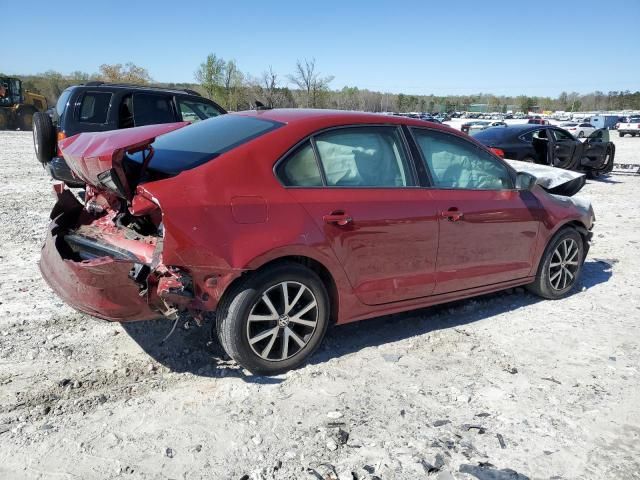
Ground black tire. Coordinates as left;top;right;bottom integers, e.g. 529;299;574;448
216;262;330;375
527;228;585;299
32;111;55;165
578;131;585;138
632;133;637;137
16;105;36;131
619;132;625;137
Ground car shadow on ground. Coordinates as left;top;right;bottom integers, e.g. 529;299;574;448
590;175;623;184
122;259;612;381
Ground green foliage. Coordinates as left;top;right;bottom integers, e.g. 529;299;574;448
194;54;225;102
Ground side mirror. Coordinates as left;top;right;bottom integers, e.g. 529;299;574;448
516;171;536;191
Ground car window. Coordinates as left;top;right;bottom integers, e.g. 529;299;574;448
552;129;574;141
277;141;322;187
132;93;175;126
314;127;415;187
532;129;548;140
78;92;112;124
412;128;513;190
177;99;223;123
127;115;283;175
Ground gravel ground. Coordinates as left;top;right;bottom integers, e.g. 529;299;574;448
0;130;639;480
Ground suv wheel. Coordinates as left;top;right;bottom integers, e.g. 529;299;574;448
32;112;55;164
528;228;584;299
216;263;329;375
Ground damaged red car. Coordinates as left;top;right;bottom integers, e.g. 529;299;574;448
40;109;595;374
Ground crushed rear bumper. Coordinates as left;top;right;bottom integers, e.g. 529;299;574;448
39;200;161;322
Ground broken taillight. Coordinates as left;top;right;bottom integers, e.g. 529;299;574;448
490;147;505;158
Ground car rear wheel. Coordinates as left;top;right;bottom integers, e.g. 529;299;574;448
216;262;329;375
619;132;625;137
527;228;584;299
32;112;55;165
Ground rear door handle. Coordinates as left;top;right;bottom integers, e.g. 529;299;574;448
440;208;464;222
323;212;353;226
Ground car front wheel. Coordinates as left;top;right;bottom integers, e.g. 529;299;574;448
216;262;329;375
527;228;585;299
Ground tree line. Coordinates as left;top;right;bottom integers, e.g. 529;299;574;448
10;57;640;113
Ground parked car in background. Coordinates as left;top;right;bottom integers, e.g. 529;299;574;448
40;109;594;374
617;117;640;137
32;82;226;186
528;118;550;125
462;120;506;134
559;122;596;138
473;124;615;176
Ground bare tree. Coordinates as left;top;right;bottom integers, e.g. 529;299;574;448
261;66;280;108
288;58;334;108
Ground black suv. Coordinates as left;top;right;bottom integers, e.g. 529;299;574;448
33;82;226;185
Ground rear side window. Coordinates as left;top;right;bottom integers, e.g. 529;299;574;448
135;115;283;175
178;99;223;123
314;127;415;187
132;93;174;126
412;128;512;190
277;141;322;187
78;92;112;124
56;89;72;118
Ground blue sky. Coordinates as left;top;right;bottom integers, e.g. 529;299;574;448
2;0;639;96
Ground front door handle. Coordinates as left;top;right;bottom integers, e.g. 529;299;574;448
323;212;353;226
441;208;464;222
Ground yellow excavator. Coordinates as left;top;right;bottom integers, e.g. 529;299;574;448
0;76;48;130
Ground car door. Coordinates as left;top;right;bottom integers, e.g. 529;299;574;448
549;128;578;168
410;127;541;294
580;128;609;168
278;126;440;305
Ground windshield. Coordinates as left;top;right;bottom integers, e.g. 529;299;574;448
127;115;283;175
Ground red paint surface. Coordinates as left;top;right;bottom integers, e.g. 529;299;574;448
40;110;594;324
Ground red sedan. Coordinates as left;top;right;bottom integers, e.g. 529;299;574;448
40;109;594;374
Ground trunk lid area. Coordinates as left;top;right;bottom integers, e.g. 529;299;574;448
59;122;188;198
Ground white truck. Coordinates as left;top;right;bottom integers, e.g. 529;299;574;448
618;117;640;137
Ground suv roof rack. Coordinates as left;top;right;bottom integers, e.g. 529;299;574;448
79;82;202;96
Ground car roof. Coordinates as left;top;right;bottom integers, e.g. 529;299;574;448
64;82;204;97
233;108;456;132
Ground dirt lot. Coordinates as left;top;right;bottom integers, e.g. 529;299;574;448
1;130;639;480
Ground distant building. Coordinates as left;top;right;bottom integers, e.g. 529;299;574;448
468;103;488;113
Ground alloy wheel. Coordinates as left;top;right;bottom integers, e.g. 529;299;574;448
246;281;318;362
548;238;580;290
